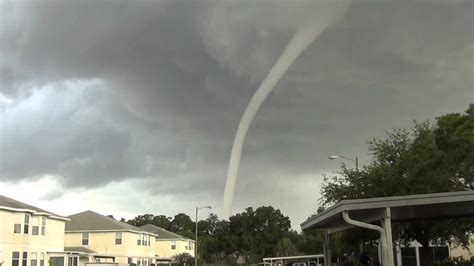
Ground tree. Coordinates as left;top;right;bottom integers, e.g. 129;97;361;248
229;206;292;263
172;253;194;265
199;214;234;264
127;214;155;227
319;104;474;266
276;237;299;257
152;215;172;230
170;213;195;239
126;214;173;230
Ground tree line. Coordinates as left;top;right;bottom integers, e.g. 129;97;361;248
126;206;320;264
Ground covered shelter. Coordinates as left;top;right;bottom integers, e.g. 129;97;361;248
300;191;474;266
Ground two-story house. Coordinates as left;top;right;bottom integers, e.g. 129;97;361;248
65;211;158;265
0;195;72;266
139;224;195;260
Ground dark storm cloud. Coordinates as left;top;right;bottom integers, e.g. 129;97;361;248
0;0;473;220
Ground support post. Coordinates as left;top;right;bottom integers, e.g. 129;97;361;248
323;230;331;266
382;208;395;266
195;207;198;266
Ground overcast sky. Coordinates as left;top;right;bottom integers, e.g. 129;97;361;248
0;0;473;229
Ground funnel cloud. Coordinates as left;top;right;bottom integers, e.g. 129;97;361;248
223;2;351;218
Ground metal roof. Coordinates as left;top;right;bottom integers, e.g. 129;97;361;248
140;224;193;241
301;191;474;231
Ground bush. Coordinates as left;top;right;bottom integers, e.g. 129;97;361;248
171;253;194;265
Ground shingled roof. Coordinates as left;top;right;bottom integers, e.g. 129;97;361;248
66;210;154;235
0;195;68;220
140;224;193;241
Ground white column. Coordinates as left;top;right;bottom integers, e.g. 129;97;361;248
382;208;395;266
323;230;332;266
396;245;402;266
415;246;420;266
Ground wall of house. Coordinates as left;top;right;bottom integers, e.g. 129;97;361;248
0;209;66;266
450;235;474;260
65;231;156;264
155;239;194;259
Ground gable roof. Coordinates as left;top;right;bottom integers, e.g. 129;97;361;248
66;210;154;235
0;195;68;221
140;224;193;241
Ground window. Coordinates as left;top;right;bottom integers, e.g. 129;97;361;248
82;232;89;245
31;252;38;266
12;252;20;266
14;223;21;233
32;225;39;235
40;253;45;266
137;235;141;246
171;240;176;250
22;252;27;266
115;232;122;245
137;260;141;266
24;214;30;234
41;217;46;235
68;256;78;266
189;241;193;250
142;234;145;246
32;217;39;235
148;235;151;246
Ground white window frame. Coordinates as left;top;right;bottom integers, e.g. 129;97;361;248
40;253;45;266
41;217;46;236
14;223;21;233
22;251;27;266
68;256;78;266
115;232;122;245
12;251;20;266
24;214;30;234
82;232;89;245
31;252;38;266
171;240;177;250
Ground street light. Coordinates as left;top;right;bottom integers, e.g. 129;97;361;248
195;206;211;266
328;155;359;171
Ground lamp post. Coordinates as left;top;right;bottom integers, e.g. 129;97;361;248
195;206;211;266
328;155;359;172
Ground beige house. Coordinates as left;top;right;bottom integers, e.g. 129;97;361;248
449;235;474;261
139;224;195;260
65;210;158;266
0;195;74;266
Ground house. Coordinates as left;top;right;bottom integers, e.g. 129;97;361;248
139;224;195;260
450;235;474;260
0;195;74;266
65;210;158;266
